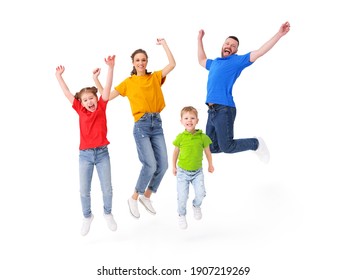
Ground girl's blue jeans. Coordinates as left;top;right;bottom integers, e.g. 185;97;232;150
79;145;113;218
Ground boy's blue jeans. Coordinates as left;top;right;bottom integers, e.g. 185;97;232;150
176;167;206;216
133;113;168;195
206;104;259;153
79;146;113;218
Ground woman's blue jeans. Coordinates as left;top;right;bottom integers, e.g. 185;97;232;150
176;167;206;216
206;105;259;153
133;113;168;195
79;146;113;218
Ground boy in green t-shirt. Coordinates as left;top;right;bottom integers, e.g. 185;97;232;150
172;106;214;229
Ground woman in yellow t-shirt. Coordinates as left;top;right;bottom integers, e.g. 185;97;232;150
94;38;176;219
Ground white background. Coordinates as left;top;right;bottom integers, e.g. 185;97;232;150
1;0;345;279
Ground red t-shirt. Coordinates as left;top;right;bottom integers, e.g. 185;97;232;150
73;97;110;150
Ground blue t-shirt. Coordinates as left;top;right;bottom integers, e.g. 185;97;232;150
205;52;253;107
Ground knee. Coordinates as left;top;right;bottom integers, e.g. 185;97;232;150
80;189;90;198
160;160;169;172
178;192;189;202
144;163;157;176
102;185;113;196
155;157;168;173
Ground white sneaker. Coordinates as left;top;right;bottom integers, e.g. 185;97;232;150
128;197;140;219
193;205;202;220
104;213;117;231
178;215;188;230
81;214;94;236
139;195;156;215
255;137;270;164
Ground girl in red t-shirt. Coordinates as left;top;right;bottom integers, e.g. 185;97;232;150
55;55;117;236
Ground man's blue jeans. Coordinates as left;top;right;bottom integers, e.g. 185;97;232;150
133;113;168;194
206;104;259;153
79;146;113;218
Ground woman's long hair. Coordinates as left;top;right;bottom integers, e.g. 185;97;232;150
130;49;152;75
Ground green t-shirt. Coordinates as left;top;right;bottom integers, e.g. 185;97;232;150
173;129;212;171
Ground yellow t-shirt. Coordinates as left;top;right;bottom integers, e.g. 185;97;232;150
115;71;166;122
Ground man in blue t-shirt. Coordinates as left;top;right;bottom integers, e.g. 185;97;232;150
197;21;290;164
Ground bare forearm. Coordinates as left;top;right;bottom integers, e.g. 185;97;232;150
172;148;179;175
204;147;214;172
250;21;290;62
172;149;179;167
102;68;114;101
205;152;213;167
164;43;176;66
161;42;176;77
197;39;207;67
93;76;104;94
56;75;74;104
250;32;283;62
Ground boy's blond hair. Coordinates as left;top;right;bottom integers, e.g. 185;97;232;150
180;106;198;118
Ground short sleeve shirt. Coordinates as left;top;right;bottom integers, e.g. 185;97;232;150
173;129;212;171
115;71;166;122
72;97;110;150
205;53;253;107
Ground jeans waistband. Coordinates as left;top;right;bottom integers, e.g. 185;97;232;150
82;145;108;151
207;104;233;111
143;112;160;116
178;166;202;173
207;103;222;109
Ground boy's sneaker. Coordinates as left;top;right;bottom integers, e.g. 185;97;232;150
81;214;94;236
139;195;156;215
178;215;188;230
128;197;140;219
193;205;202;220
255;137;270;164
104;213;117;231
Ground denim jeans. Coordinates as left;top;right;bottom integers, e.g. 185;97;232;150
133;113;168;195
79;146;113;218
176;167;206;216
206;104;259;153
